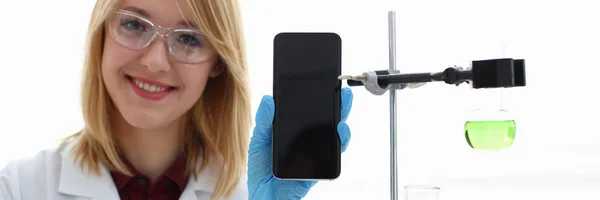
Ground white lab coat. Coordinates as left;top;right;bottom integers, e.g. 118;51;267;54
0;137;248;200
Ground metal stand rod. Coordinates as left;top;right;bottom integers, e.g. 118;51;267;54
388;10;398;200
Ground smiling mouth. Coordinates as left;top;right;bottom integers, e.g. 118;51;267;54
125;75;177;93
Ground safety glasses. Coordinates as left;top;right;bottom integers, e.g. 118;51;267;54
106;9;215;64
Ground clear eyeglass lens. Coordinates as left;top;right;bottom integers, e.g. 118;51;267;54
109;12;156;49
167;30;211;63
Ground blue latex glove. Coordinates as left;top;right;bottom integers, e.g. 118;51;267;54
247;87;353;200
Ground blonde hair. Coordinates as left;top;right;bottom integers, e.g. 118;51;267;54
63;0;251;198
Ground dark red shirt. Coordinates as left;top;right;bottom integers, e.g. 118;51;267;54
110;154;188;200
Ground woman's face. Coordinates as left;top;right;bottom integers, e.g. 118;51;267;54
101;0;221;130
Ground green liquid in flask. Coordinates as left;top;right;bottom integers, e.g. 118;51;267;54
464;120;516;150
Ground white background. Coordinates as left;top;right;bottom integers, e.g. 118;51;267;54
1;0;600;199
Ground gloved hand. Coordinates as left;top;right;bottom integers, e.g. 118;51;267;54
247;87;353;200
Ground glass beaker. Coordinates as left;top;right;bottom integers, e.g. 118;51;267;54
464;86;516;151
464;108;516;150
404;185;440;200
464;44;517;151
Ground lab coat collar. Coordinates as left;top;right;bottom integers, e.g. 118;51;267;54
56;137;221;199
180;156;223;199
57;139;121;199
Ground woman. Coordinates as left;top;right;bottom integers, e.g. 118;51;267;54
0;0;353;199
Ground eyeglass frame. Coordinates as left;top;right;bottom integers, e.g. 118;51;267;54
105;9;216;64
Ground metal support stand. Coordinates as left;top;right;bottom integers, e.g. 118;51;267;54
387;10;399;200
339;10;526;200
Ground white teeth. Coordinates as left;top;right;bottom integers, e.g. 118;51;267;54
133;79;168;93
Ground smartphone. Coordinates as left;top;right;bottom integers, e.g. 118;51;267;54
272;32;342;180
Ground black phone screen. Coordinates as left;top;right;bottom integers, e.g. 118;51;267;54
272;32;342;180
